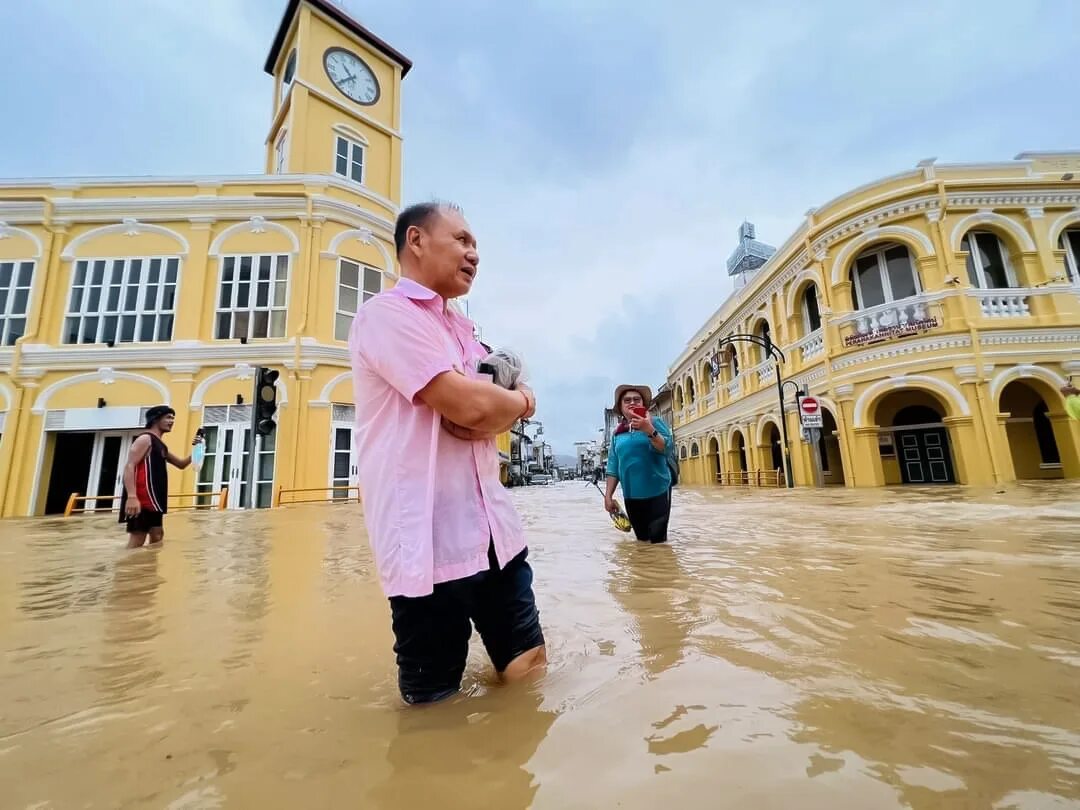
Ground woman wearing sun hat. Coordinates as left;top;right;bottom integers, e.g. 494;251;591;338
603;384;675;543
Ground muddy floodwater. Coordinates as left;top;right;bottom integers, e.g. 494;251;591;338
2;483;1079;809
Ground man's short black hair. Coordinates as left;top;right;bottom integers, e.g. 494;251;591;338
144;405;175;428
393;201;462;256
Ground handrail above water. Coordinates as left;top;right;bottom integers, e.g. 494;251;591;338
275;485;361;507
63;487;229;516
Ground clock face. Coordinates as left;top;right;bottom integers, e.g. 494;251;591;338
324;47;380;105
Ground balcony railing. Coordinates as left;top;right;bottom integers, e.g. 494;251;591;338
703;392;716;409
748;359;775;385
793;329;824;362
971;290;1031;318
834;294;944;349
727;375;742;399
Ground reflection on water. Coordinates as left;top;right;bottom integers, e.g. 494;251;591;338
1;482;1079;808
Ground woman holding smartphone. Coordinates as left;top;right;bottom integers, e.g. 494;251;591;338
604;385;675;543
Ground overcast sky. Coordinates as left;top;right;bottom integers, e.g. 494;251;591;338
3;1;1077;453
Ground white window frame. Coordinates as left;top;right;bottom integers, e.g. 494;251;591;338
214;254;290;341
0;259;34;346
801;284;822;335
851;243;922;310
1061;228;1080;284
335;258;383;341
962;230;1019;290
274;129;288;174
280;48;297;104
333;135;365;185
63;256;180;345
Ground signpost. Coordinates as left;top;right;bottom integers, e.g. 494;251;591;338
799;396;823;429
798;395;824;487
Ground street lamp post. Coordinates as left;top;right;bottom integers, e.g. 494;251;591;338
716;334;795;488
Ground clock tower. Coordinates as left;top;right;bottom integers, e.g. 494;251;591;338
263;0;411;204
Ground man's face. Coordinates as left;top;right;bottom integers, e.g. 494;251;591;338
157;414;175;433
412;208;479;299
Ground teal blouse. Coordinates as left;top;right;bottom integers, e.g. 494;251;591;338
605;417;673;500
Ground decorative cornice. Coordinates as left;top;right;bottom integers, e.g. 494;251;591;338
979;328;1080;346
0;181;398;233
810;195;939;256
947;189;1080;208
832;334;973;372
13;340;352;370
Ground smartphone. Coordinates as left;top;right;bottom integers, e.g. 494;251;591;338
630;406;648;419
195;428;205;438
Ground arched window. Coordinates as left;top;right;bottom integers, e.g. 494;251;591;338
1060;228;1080;284
802;284;821;333
674;384;684;411
962;231;1018;289
850;243;920;310
700;364;712;394
679;445;688;460
754;320;772;362
336;259;383;340
690;442;700;457
728;345;740;378
686;377;696;403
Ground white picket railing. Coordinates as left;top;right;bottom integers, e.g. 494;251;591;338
975;292;1030;318
795;329;824;362
727;375;742;399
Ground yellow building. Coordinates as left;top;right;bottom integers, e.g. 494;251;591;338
0;0;443;516
668;153;1080;488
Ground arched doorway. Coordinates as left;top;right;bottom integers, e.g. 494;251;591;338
730;431;748;474
817;409;846;486
1000;380;1064;480
765;424;783;472
706;437;721;484
874;391;957;484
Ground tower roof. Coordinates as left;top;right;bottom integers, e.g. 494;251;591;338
265;0;413;77
725;220;776;276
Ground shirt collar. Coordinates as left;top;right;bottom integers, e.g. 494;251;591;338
392;276;440;303
392;277;475;330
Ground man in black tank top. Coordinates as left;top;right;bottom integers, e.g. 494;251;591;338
119;405;202;549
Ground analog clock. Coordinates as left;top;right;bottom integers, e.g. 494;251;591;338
323;47;380;105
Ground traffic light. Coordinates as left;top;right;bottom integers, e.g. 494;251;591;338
255;367;279;435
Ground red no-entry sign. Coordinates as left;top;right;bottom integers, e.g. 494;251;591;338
799;396;823;428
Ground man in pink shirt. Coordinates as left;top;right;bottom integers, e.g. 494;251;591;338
349;201;546;704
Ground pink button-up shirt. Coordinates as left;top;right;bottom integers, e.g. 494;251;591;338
349;277;527;598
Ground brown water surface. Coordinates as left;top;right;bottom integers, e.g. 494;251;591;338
2;483;1079;809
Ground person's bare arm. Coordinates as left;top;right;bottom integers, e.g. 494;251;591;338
122;435;152;517
165;434;203;469
604;475;619;514
418;373;535;434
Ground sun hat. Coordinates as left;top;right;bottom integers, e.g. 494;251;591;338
613;384;653;411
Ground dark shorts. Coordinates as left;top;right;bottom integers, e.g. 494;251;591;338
388;543;545;705
125;510;164;534
624;489;671;543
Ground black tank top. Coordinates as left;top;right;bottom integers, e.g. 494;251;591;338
120;432;169;515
